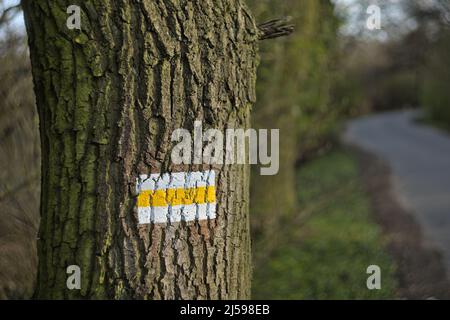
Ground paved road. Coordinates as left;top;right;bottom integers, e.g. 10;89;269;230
343;109;450;271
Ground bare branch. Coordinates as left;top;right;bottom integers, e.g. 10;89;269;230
258;16;295;40
0;3;21;27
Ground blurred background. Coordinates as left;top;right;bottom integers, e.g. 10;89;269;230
1;0;450;299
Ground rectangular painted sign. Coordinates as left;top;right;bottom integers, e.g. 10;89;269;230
136;170;216;224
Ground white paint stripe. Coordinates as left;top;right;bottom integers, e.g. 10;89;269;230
138;203;217;224
137;170;215;192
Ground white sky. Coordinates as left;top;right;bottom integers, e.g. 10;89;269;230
1;0;24;34
333;0;417;40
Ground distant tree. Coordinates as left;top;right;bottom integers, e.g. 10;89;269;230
0;2;39;299
247;0;340;263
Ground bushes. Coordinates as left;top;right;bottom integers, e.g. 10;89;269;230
247;0;341;263
0;30;39;299
421;32;450;128
252;150;398;299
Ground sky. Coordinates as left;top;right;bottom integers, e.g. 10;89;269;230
1;0;24;35
333;0;417;40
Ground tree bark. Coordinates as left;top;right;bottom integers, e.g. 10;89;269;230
22;0;258;299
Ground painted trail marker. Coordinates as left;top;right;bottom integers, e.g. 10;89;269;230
136;170;216;224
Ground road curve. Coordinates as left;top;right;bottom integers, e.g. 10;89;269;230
343;109;450;272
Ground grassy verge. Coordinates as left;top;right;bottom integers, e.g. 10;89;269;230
416;114;450;134
252;149;398;299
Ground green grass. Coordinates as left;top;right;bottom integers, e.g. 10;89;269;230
416;114;450;134
252;149;398;299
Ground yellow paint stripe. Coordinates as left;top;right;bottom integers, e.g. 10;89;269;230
137;186;216;208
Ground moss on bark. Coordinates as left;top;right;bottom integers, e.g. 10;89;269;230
23;0;258;299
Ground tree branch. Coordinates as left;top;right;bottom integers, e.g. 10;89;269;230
0;3;21;27
258;17;295;40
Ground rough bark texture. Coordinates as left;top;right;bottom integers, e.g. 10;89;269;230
22;0;258;299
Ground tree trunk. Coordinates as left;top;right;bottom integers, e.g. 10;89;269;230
22;0;258;299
